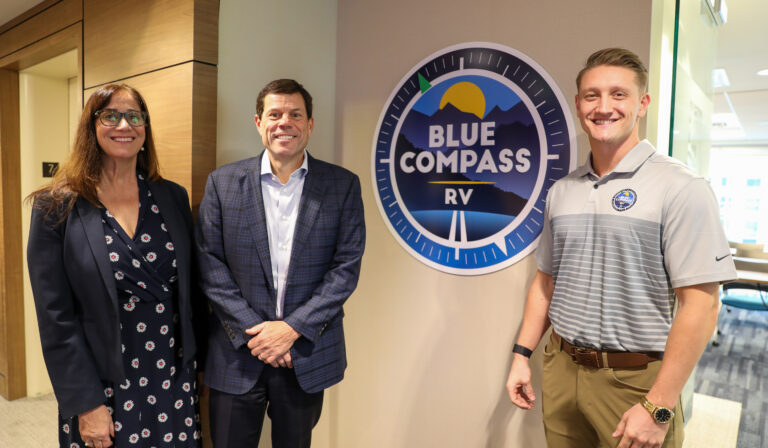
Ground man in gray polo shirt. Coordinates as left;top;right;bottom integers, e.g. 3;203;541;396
506;48;736;448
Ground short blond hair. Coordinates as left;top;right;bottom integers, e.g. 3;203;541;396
576;48;648;92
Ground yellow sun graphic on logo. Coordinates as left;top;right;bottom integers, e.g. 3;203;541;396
439;81;486;119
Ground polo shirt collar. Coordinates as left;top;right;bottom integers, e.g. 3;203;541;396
260;149;309;179
577;139;656;178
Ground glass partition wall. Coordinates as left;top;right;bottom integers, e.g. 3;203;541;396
670;0;768;247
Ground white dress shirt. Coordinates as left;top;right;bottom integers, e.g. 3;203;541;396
260;150;308;318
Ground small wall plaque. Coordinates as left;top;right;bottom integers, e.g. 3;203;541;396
42;162;59;178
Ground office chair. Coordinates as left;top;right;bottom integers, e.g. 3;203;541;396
712;281;768;346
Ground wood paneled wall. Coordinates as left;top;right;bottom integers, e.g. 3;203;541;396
83;0;218;87
0;69;25;400
83;0;218;203
0;0;219;401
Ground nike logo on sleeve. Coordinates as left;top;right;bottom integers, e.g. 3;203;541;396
715;254;731;262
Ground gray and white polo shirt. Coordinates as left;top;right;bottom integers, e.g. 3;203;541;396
537;140;737;352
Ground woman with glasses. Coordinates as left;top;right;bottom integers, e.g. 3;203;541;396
27;83;205;448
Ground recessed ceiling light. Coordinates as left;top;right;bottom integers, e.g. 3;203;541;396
712;68;730;87
758;69;768;76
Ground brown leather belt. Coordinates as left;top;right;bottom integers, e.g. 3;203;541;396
553;332;663;369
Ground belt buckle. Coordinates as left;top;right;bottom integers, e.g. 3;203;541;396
572;347;600;368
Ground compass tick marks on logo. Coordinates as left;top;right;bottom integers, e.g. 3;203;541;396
371;42;576;275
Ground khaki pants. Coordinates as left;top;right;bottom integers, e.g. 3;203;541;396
541;332;684;448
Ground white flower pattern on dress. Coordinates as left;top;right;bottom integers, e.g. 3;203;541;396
57;174;200;448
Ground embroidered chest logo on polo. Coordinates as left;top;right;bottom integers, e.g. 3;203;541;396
612;189;637;212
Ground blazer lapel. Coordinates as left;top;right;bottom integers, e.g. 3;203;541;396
287;154;325;280
75;198;119;312
244;154;276;298
148;182;190;297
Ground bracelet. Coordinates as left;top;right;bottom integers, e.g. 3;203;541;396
513;344;533;358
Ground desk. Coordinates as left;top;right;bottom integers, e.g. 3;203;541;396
735;270;768;285
733;256;768;276
733;256;768;265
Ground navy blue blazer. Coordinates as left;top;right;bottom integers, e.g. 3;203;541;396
27;179;204;419
195;152;365;394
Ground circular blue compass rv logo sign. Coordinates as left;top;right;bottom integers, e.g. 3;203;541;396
371;42;575;275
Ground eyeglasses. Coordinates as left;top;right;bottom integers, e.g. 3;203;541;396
94;109;147;127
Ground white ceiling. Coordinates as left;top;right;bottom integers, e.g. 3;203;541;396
711;0;768;145
1;0;766;144
21;48;77;78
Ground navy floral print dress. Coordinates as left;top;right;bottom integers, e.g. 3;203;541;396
59;174;201;447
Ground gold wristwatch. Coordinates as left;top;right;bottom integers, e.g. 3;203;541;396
642;397;675;424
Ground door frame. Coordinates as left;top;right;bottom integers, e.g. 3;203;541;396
0;10;82;400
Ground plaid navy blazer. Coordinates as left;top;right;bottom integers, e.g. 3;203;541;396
195;152;365;394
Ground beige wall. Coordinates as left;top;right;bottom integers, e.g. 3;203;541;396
216;0;338;166
18;53;79;396
217;1;667;446
333;1;653;446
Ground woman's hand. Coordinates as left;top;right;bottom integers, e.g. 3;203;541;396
78;404;114;447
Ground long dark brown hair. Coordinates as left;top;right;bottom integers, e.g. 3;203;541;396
28;83;161;220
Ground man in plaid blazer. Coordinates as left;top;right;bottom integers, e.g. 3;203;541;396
195;79;365;447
